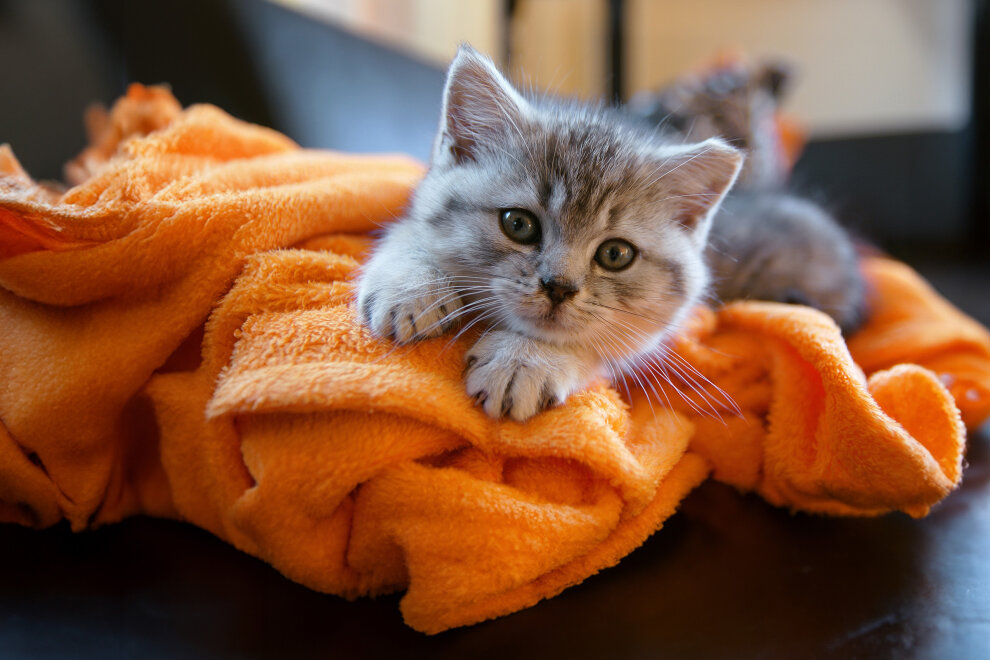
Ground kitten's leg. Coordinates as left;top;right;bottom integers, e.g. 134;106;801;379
464;330;598;421
356;227;464;343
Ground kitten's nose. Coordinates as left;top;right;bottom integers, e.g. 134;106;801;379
540;277;578;306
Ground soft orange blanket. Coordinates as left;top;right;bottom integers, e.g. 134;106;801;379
2;86;988;634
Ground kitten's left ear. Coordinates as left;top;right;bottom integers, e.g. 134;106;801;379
433;45;531;166
653;138;743;240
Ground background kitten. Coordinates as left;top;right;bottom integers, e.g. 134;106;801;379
629;59;867;334
357;45;742;421
628;59;791;190
706;192;865;333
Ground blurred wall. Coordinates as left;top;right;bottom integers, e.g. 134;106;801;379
502;0;977;139
625;0;972;139
508;0;607;99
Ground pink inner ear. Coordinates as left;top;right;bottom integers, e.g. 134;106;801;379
442;51;525;165
0;207;95;258
674;188;720;232
445;99;479;163
660;142;742;233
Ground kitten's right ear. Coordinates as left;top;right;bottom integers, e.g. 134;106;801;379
652;138;743;241
433;45;530;166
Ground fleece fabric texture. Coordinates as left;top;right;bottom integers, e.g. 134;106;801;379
1;85;988;633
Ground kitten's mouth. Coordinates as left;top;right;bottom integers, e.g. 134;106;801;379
532;298;568;323
527;302;579;335
540;305;565;322
498;289;583;340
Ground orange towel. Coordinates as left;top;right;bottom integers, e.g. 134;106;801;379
1;85;988;633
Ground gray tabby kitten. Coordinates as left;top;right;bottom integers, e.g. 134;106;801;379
356;46;742;421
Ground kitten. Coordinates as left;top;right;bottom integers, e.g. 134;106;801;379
629;60;867;333
356;45;742;421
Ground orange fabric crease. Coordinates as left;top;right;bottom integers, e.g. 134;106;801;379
1;85;988;633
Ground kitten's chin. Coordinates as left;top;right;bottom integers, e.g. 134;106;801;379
513;312;589;345
505;296;595;344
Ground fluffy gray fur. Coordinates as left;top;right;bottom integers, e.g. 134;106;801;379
356;46;742;421
706;192;865;333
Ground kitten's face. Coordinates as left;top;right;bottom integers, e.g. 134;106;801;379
410;47;742;355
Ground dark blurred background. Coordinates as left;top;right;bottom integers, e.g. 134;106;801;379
0;0;447;174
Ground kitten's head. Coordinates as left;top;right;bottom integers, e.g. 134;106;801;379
412;46;742;355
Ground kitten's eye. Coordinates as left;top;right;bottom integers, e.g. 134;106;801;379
499;208;541;245
594;239;636;271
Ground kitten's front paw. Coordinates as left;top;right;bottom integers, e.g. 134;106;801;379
358;274;464;344
464;332;582;422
